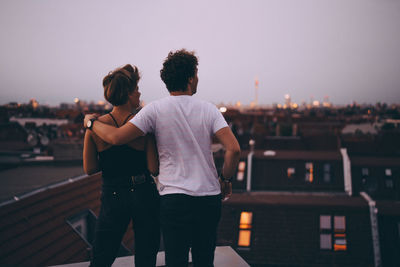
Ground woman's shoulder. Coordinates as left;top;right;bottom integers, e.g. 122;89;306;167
88;114;113;150
97;114;114;125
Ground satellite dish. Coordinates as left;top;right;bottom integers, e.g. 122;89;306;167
40;135;49;146
27;133;38;146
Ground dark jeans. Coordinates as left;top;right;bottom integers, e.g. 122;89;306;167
160;194;221;267
90;180;160;267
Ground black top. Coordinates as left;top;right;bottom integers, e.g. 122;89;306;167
98;113;148;187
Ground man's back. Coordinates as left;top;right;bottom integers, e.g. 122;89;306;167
131;95;228;196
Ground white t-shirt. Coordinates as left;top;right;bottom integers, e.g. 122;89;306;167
129;95;228;196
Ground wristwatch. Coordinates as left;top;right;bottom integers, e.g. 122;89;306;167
86;118;97;130
220;173;233;183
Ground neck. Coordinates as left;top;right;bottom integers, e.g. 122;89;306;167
111;103;134;116
170;89;192;96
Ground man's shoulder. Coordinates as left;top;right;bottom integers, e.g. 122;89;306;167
190;97;216;109
140;97;169;110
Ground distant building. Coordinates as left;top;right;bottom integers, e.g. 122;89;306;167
214;147;400;266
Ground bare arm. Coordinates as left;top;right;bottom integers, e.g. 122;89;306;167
84;114;144;145
146;134;159;176
83;130;100;175
214;126;241;179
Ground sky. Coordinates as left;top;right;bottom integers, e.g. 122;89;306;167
1;0;400;106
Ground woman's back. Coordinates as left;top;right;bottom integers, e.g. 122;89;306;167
90;113;149;185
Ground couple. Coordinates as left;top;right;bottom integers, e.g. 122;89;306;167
83;49;241;267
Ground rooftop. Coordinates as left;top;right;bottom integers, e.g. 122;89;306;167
226;191;368;208
0;163;84;203
50;246;249;267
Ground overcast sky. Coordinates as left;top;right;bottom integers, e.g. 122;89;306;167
1;0;400;106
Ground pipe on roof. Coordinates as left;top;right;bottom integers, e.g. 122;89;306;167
360;192;382;267
340;148;353;196
246;140;255;192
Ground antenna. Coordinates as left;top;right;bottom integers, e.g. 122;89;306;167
255;77;259;107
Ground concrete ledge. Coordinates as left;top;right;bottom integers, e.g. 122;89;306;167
50;246;249;267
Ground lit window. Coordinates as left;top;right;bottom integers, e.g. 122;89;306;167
320;215;331;230
334;216;346;231
385;168;392;176
320;234;332;249
237;161;246;181
238;211;253;247
334;233;347;251
287;167;295;178
320;215;347;251
305;162;314;183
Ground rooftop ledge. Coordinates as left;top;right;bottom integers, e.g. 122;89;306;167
50;246;249;267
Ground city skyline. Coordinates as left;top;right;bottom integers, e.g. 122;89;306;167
1;0;400;106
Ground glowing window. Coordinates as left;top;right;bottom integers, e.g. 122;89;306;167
320;215;347;251
334;216;346;232
334;233;347;251
320;215;331;230
305;162;314;183
320;234;332;249
237;161;246;181
238;211;253;247
287;167;295;178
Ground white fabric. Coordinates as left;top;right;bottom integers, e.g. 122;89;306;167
130;95;228;196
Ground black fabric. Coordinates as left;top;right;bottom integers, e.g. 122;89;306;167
90;114;160;267
98;113;146;186
99;146;148;186
90;181;160;267
160;194;221;267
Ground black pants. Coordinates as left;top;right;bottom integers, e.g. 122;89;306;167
90;181;160;267
160;194;221;267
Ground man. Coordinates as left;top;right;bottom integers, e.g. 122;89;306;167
84;49;240;267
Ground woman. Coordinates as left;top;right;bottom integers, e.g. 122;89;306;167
83;64;160;267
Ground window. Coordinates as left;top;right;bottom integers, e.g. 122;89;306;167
361;168;378;194
320;215;331;229
320;215;347;251
238;211;253;248
71;217;87;238
320;234;332;249
66;209;97;245
237;161;246;181
67;210;131;256
385;168;394;189
305;162;314;183
323;163;331;183
287;167;295;179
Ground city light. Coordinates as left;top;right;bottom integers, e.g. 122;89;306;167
313;100;320;107
219;106;227;113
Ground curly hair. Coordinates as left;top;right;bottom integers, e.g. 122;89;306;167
103;64;140;106
160;49;198;92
